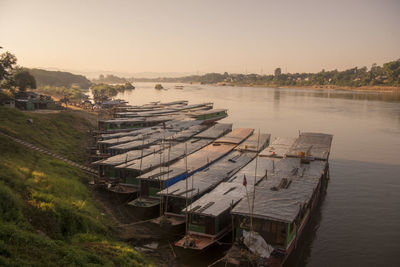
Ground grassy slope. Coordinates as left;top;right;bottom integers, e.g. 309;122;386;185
0;107;151;267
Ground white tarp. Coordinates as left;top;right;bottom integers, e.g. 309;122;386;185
243;230;274;259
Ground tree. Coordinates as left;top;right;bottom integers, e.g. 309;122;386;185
0;50;17;83
12;69;36;92
274;68;281;77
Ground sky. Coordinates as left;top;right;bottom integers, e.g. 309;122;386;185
0;0;399;77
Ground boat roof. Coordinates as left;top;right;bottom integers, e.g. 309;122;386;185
160;100;188;106
183;149;282;217
158;150;256;199
231;158;328;223
98;130;161;145
156;132;270;198
100;122;206;146
138;128;254;182
184;182;250;217
174;103;213;111
116;109;177;117
235;133;271;152
286;132;333;161
109;131;176;151
99;116;170;124
108;122;211;151
118;138;213;172
100;120;201;140
92;144;162;166
193;123;232;139
166;125;210;141
189;108;227;116
259;136;297;158
137;142;237;181
215;128;254;144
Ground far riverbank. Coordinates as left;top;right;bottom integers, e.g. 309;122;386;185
211;82;400;93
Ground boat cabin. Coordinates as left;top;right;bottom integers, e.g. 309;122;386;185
231;157;329;255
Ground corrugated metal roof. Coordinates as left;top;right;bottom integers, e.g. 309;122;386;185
137;128;254;183
100;120;201;140
215;128;254;144
193;123;232;139
166;125;209;141
158;151;257;199
184;156;280;217
119;138;213;172
259;137;296;158
92;144;162;166
231;158;328;223
235;133;271;152
184;182;249;217
286;132;333;161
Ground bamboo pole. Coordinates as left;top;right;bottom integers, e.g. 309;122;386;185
250;130;260;239
165;142;172;215
184;143;189;235
159;145;163;217
138;134;145;201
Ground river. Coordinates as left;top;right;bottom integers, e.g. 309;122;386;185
116;83;400;266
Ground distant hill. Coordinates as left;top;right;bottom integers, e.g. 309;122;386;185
28;68;91;89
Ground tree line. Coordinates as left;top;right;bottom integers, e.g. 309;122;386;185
135;60;400;87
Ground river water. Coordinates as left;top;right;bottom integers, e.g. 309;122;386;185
117;83;400;266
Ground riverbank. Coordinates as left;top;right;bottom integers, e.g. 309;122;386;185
0;107;152;266
214;82;400;93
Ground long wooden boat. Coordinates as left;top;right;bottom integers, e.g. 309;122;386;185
188;109;228;124
100;121;207;155
99;120;201;141
227;132;333;267
152;133;271;233
93;123;233;204
115;103;213;118
97;116;173;133
127;128;254;219
174;136;299;250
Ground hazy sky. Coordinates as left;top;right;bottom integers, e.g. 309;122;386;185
1;0;399;75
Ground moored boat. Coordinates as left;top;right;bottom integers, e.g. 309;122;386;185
126;128;254;219
152;133;271;233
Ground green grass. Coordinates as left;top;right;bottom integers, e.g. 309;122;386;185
0;107;152;266
0;107;93;162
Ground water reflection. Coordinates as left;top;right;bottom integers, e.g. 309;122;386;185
116;84;399;267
